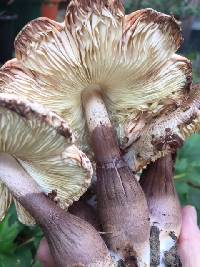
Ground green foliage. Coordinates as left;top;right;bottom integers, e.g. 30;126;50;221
125;0;200;18
186;52;200;84
0;206;42;267
175;134;200;223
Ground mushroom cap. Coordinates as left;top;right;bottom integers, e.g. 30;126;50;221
0;1;191;155
0;93;92;225
0;183;12;222
124;84;200;172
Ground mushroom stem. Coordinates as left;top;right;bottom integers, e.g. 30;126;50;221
0;153;114;267
140;154;182;267
82;89;150;267
0;153;42;198
69;200;100;230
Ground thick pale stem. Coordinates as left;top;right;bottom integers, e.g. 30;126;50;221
82;88;119;163
82;89;150;267
0;153;42;199
82;86;111;132
140;154;182;267
0;153;113;267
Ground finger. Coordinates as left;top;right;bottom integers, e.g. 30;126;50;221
179;205;199;241
37;238;56;267
178;206;200;267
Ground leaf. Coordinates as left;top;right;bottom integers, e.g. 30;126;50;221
187;187;200;223
0;254;21;267
0;214;21;253
0;247;32;267
0;205;42;266
177;135;200;161
175;181;189;195
175;158;188;174
187;187;200;207
14;247;33;267
32;261;42;267
175;134;200;223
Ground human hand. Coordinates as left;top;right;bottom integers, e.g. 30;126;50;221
37;205;200;267
37;238;56;267
178;205;200;267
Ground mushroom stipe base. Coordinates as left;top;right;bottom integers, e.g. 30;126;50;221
21;192;113;267
150;226;181;267
140;155;182;267
150;226;160;266
90;124;150;266
96;162;148;262
163;245;182;267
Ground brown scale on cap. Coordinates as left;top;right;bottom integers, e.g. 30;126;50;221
124;8;183;49
48;189;58;203
124;85;200;172
170;56;192;93
67;0;124;14
15;18;64;59
0;96;73;140
151;130;184;152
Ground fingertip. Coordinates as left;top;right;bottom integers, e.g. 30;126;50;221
178;206;200;267
182;205;197;225
179;205;199;242
37;238;47;261
37;238;55;267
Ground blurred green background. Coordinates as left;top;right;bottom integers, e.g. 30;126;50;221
0;0;200;266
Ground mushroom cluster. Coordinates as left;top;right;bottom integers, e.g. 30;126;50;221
0;0;199;266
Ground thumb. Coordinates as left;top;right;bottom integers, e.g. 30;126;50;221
178;206;200;267
37;238;56;267
179;205;199;240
